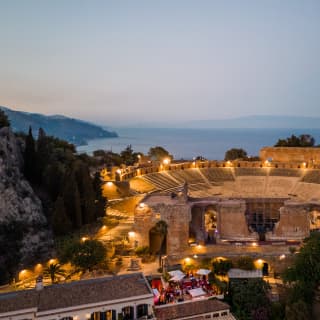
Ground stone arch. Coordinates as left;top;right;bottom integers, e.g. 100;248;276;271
310;208;320;230
204;205;218;243
149;226;167;255
190;203;218;244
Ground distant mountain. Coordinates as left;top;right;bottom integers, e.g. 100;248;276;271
183;115;320;129
0;106;118;145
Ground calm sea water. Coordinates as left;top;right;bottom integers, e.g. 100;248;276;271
77;128;320;160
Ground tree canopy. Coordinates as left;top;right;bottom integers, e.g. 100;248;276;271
60;239;106;272
282;232;320;318
212;258;233;276
43;263;66;284
148;146;172;161
23;127;105;235
224;148;247;161
229;278;271;320
120;144;139;165
274;134;316;147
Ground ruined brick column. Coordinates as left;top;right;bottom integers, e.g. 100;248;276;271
217;200;257;241
266;201;310;241
134;194;191;256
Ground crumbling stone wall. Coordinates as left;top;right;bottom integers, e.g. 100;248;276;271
260;147;320;164
134;198;191;255
217;200;257;241
266;202;310;241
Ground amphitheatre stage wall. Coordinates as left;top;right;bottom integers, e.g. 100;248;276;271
134;193;314;256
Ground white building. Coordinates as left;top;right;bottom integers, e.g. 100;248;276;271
0;273;154;320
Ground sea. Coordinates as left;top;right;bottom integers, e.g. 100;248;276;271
76;128;320;161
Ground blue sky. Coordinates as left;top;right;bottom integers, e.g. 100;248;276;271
0;1;320;126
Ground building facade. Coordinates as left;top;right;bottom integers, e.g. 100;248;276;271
0;273;154;320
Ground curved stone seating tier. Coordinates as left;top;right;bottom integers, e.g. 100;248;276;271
166;169;206;184
224;177;266;197
292;182;320;201
140;172;181;190
269;168;302;177
189;186;222;198
129;177;156;193
302;170;320;184
266;177;299;197
200;168;235;182
234;167;268;176
128;167;320;200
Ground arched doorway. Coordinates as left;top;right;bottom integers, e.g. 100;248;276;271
310;209;320;230
262;262;269;276
190;204;218;244
149;221;167;256
204;206;218;244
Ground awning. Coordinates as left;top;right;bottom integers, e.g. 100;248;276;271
153;288;160;297
168;270;185;277
196;269;211;275
188;288;206;297
170;274;185;282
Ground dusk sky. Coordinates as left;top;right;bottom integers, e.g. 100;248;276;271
1;1;320;126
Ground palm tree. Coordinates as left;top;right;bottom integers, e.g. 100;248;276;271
154;220;168;267
43;263;66;284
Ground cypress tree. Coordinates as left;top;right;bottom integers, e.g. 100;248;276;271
36;127;49;183
43;162;65;201
24;126;37;182
92;171;106;219
63;171;82;229
52;196;72;235
74;161;96;224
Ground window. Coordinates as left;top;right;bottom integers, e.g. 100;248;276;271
137;304;148;317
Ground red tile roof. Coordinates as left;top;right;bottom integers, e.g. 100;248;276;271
154;298;230;320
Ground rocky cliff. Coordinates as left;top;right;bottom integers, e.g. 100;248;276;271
0;127;51;265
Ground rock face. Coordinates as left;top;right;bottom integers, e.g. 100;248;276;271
0;127;50;264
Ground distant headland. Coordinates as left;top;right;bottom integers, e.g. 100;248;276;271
0;106;118;146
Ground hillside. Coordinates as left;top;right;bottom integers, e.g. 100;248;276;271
0;106;118;145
